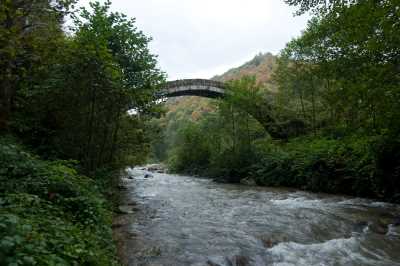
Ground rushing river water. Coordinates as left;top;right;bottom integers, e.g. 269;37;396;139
117;167;400;266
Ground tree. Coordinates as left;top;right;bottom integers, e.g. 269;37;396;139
285;0;356;15
0;0;76;131
11;1;165;174
225;76;307;139
273;35;327;134
276;0;400;134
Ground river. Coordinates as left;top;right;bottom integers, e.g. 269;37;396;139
114;167;400;266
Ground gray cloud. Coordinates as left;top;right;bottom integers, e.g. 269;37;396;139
79;0;309;80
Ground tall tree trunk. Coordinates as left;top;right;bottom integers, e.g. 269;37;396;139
97;123;110;168
246;113;251;146
0;78;13;131
85;84;98;173
230;105;236;151
298;85;307;121
109;108;123;164
0;9;16;132
311;89;317;136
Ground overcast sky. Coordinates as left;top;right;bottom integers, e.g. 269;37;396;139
79;0;309;80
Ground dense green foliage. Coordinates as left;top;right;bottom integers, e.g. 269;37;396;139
276;0;400;136
1;1;164;174
1;0;164;264
0;138;118;265
250;135;400;200
0;0;76;130
153;0;400;202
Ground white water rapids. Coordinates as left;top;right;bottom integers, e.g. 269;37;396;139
116;167;400;266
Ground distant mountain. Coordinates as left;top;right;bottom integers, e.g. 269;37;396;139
212;52;277;85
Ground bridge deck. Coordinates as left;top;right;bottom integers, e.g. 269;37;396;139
161;79;226;99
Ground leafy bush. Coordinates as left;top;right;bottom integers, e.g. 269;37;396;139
167;123;211;175
249;134;400;201
0;138;118;265
207;146;258;183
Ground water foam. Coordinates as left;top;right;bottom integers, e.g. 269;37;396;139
387;224;400;237
268;237;379;266
270;197;323;209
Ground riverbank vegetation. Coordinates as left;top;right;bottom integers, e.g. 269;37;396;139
1;0;163;264
153;0;400;202
0;137;118;264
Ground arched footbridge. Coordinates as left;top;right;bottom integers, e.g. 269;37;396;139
160;79;226;99
159;79;306;139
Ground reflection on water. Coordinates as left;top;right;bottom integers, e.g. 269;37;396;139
119;168;400;266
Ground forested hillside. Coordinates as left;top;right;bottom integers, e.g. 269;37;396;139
213;52;277;87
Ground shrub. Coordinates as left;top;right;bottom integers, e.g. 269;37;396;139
249;134;400;201
0;138;118;265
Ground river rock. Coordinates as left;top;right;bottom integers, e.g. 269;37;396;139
117;205;136;214
112;221;125;229
259;235;280;249
353;221;369;233
145;164;167;173
144;173;153;179
394;217;400;227
207;255;251;266
126;201;137;206
240;177;256;186
369;221;388;235
387;224;400;236
112;215;130;228
127;231;138;239
206;256;228;266
117;184;127;190
206;261;222;266
229;255;250;266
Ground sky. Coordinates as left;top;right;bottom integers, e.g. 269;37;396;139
78;0;310;80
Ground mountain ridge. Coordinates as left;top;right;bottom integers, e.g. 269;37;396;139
212;52;277;84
